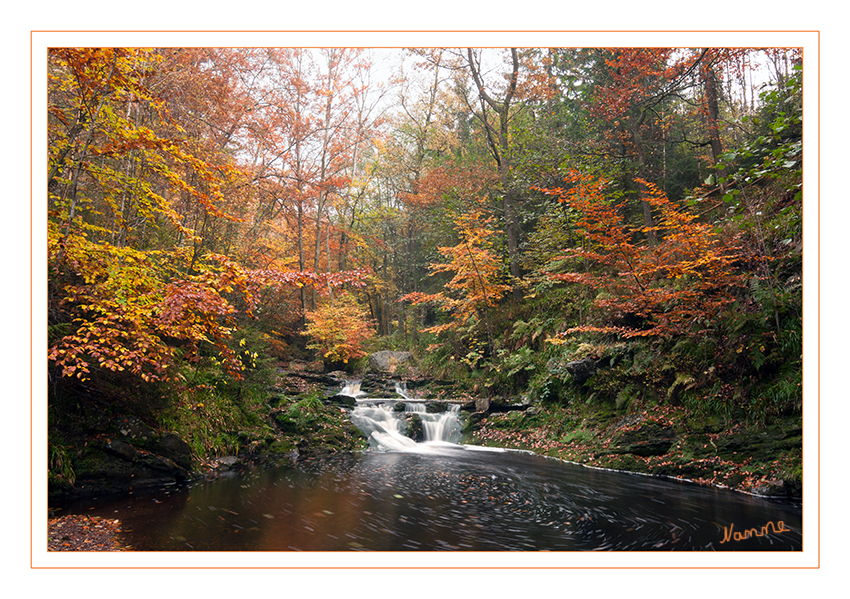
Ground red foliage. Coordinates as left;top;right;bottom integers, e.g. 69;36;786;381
535;170;744;340
400;161;497;209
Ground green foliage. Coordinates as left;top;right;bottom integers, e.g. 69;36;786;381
559;428;596;445
160;369;274;458
150;332;277;458
414;334;474;384
487;346;537;393
712;65;802;210
284;393;325;429
487;411;527;430
669;336;719;372
272;391;368;452
49;442;76;486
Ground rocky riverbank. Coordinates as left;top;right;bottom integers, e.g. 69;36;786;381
49;359;802;509
468;402;802;499
47;362;367;508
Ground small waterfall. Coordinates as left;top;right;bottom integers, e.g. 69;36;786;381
394;381;414;399
349;385;463;451
349;404;418;451
421;403;461;444
340;380;365;398
399;401;461;444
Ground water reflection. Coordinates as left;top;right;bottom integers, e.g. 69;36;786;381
78;447;802;551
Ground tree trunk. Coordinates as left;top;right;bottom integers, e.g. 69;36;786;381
466;48;523;301
629;119;657;246
702;61;726;191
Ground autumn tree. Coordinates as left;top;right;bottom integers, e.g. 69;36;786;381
48;233;251;383
48;48;242;250
47;48;256;384
303;294;376;365
464;48;524;299
535;170;744;341
402;206;511;353
48;222;370;385
355;50;475;340
310;49;361;278
47;47;373;387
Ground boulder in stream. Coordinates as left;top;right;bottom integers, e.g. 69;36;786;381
368;351;414;375
328;393;357;407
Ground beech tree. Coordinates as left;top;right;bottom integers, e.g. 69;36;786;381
402;206;511;351
48;48;241;248
303;294;376;365
464;48;524;299
535;170;744;340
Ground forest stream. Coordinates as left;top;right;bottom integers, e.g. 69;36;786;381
45;45;807;557
54;383;802;552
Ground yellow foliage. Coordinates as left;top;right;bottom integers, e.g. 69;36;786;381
303;295;376;364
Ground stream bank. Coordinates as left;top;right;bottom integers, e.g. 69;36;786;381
48;351;801;550
48;360;801;511
468;402;802;498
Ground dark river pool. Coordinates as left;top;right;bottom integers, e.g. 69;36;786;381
68;443;802;551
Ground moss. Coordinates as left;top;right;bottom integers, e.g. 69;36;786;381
266;438;297;454
488;411;527;430
559;428;596;445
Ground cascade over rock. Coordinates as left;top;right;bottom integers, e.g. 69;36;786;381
340;376;466;451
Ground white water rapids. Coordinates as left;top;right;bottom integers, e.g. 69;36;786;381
342;380;465;452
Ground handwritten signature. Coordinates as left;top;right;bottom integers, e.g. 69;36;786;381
720;520;788;544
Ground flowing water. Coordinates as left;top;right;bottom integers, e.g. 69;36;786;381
349;382;463;450
65;382;803;551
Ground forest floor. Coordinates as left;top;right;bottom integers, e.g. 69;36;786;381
47;514;132;551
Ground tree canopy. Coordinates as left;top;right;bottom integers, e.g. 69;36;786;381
47;46;803;423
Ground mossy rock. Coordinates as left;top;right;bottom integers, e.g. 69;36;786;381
713;422;802;461
426;401;448;414
265;438;297;454
488;411;526;430
678;434;720;459
594;454;642;471
404;414;425;442
273;413;300;434
608;422;676;457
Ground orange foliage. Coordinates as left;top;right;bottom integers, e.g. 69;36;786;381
48;222;371;382
591;48;674;121
401;161;497;209
48;229;249;382
535;170;744;340
402;209;510;337
303;295;376;364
